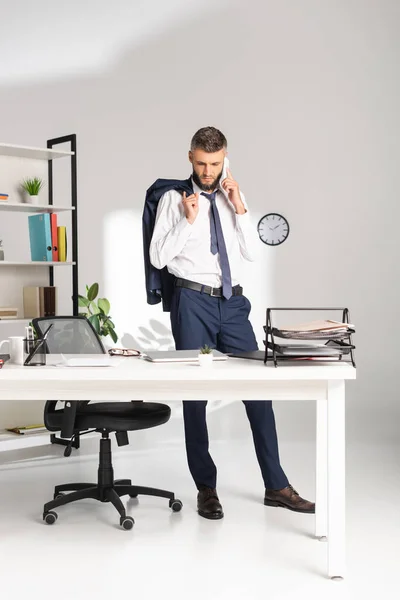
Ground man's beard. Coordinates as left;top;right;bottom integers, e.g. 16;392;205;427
192;169;223;192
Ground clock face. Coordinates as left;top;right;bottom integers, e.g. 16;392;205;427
257;213;289;246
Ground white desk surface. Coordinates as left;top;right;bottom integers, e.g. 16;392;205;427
0;355;356;402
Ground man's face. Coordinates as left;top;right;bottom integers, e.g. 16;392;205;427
189;148;225;192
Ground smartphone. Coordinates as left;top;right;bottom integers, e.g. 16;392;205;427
220;156;230;188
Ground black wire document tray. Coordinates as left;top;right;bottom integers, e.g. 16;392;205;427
264;308;356;367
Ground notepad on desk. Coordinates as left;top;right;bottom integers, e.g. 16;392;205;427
57;355;115;367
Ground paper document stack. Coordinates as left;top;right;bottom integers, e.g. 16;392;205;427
273;320;355;340
264;308;356;367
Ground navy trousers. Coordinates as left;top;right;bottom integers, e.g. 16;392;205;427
170;285;289;491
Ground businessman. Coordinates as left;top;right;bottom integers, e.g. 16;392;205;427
149;126;314;519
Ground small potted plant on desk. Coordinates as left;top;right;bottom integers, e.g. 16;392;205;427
198;344;213;367
21;177;45;204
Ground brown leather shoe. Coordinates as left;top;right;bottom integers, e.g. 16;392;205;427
264;484;315;514
197;487;224;520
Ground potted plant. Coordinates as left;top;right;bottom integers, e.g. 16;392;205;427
198;344;213;367
78;283;118;344
21;177;45;204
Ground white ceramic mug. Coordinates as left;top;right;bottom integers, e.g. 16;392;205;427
0;336;25;365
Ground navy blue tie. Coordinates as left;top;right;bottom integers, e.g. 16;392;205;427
201;192;232;300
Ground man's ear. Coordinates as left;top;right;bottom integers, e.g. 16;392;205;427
188;151;193;164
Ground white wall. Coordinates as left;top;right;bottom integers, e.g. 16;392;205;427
0;0;399;443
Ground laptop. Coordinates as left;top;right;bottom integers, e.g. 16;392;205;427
143;350;228;363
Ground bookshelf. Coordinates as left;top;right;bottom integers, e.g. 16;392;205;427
0;134;78;323
0;134;78;446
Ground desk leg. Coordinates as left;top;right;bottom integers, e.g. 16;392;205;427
327;379;346;580
315;398;328;540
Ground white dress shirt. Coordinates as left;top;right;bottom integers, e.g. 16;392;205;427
149;178;257;288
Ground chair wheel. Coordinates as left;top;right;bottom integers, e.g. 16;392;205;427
54;492;65;500
120;516;135;530
169;499;183;512
43;511;58;525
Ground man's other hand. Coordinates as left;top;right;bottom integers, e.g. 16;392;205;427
182;192;199;224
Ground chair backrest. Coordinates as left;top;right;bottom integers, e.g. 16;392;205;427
32;316;106;355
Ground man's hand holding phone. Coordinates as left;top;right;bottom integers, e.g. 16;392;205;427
182;191;199;224
221;167;246;215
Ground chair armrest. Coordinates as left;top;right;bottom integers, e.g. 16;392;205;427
61;401;78;438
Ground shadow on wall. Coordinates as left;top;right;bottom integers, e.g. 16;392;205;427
121;320;174;352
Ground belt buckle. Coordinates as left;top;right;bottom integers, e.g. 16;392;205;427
210;287;219;297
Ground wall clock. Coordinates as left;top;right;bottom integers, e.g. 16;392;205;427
257;213;289;246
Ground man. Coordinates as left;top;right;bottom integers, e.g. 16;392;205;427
149;126;314;519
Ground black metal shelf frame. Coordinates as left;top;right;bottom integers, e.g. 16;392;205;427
46;134;79;450
47;134;78;315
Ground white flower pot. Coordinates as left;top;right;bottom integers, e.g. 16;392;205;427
198;353;213;367
24;193;39;204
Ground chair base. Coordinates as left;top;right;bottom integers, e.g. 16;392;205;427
43;434;183;529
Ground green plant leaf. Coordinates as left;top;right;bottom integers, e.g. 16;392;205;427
88;314;100;333
78;295;90;307
98;298;110;315
90;301;98;314
87;283;99;301
21;176;44;195
199;344;212;354
109;328;118;343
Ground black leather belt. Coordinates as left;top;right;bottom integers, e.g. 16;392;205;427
175;278;243;298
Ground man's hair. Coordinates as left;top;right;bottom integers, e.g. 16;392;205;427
190;127;227;153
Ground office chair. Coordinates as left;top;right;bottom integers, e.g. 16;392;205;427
32;316;182;530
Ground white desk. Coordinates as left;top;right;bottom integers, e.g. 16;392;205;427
0;355;356;579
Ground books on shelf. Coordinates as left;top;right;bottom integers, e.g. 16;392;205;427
0;307;18;319
57;225;67;261
28;213;65;262
28;213;52;261
0;193;8;201
23;286;56;318
50;214;58;261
